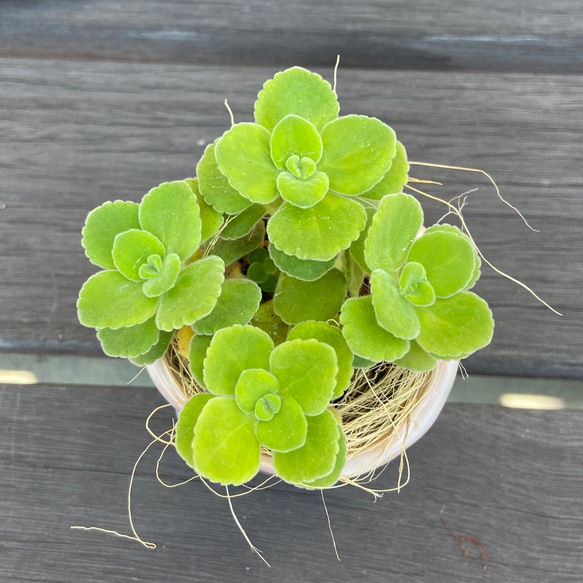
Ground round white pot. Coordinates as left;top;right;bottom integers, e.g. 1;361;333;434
147;358;458;479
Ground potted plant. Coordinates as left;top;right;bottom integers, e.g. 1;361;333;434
77;66;494;489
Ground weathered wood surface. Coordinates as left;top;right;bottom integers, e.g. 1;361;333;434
0;59;581;376
1;0;583;72
1;382;581;582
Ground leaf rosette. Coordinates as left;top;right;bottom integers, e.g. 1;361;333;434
340;193;494;370
77;181;226;361
175;324;347;487
197;67;406;263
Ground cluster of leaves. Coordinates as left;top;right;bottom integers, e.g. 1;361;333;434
78;66;495;488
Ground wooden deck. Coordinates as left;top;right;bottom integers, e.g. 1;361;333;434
1;1;582;580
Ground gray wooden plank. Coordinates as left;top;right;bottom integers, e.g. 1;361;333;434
1;59;581;376
1;0;583;73
1;382;582;582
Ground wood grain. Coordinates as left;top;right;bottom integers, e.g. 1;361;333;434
1;0;583;72
1;382;582;581
0;59;581;376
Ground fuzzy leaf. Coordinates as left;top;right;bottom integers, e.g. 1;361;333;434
302;425;346;488
269;244;335;282
197;141;252;214
203;325;274;395
277;171;329;208
111;229;165;282
346;252;365;297
361;141;409;200
270;339;337;416
408;231;477;298
273;270;346;325
270;114;323;168
82;201;140;270
416;292;494;359
130;331;173;366
96;317;159;359
256;393;307;452
192;279;261;336
394;340;437;372
255;67;339;132
371;269;420;340
349;207;375;273
184;178;224;243
220;205;265;240
267;193;367;261
250;300;289;346
211;221;265;266
340;296;409;362
319;115;396;195
215;123;279;204
78;271;157;329
288;321;354;399
188;334;212;388
273;409;340;485
175;393;215;467
192;397;260;486
235;369;280;414
139;181;202;261
156;256;225;331
142;253;181;298
365;193;423;272
352;354;378;368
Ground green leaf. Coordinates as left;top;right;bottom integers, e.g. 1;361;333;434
288;321;354;399
302;425;346;488
270;114;323;168
417;292;494;359
340;296;409;362
349;207;375;273
96;317;159;359
256;393;307;452
142;253;181;298
78;271;157;329
139;181;202;261
250;300;289;346
269;244;335;282
394;340;437;372
220;205;265;240
130;331;173;366
273;409;340;485
82;200;140;270
408;231;477;298
192;279;261;336
270;339;337;416
156;256;225;331
197;141;252;214
255;66;339;132
273;270;346;325
360;141;409;200
261;274;279;293
215;123;279;204
255;393;282;421
203;325;274;395
111;229;165;282
267;193;367;261
235;368;280;414
247;262;268;283
175;393;215;467
277;171;329;208
319;115;396;195
188;333;212;388
346;252;365;297
365;193;423;272
192;397;260;485
352;354;378;368
184;178;224;243
371;269;420;340
249;248;268;264
211;221;265;266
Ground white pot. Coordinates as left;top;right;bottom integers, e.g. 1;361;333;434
147;358;458;479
